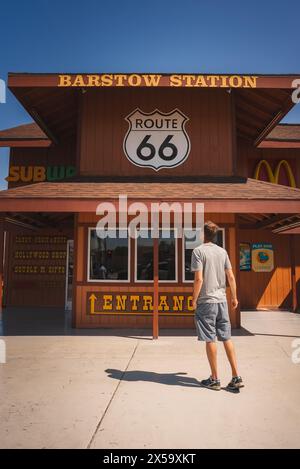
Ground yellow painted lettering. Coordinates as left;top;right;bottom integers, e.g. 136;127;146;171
5;166;20;182
114;74;127;86
20;166;33;182
130;295;140;310
72;75;86;87
158;296;169;311
170;75;182;87
33;166;46;182
103;295;113;310
116;295;127;310
58;75;72;87
243;75;257;88
172;295;184;311
101;74;113;86
229;75;243;88
87;75;101;87
187;296;194;311
142;74;162;86
143;295;153;311
207;75;220;87
182;75;195;87
220;75;229;87
194;75;208;87
128;74;142;87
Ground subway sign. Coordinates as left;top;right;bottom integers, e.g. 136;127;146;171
6;165;76;183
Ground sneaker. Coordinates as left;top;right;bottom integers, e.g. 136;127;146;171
227;376;244;390
200;376;221;391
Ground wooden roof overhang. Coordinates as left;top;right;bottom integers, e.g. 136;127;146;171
7;73;300;145
0;123;51;148
0;179;300;214
258;123;300;148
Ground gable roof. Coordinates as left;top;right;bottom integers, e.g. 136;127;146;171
6;72;299;144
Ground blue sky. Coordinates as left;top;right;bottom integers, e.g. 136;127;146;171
0;0;300;189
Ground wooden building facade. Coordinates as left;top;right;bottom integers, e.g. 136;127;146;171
0;73;300;335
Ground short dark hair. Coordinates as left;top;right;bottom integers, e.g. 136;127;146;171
204;221;219;242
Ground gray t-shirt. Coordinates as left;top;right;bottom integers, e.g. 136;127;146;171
191;242;232;303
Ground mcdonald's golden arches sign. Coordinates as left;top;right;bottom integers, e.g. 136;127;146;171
253;159;297;187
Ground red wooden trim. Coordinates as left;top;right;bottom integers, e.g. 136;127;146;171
228;224;240;328
153;237;159;339
0;140;51;148
8;73;300;89
72;214;78;327
290;235;297;313
279;227;300;234
259;141;300;148
0;217;4;313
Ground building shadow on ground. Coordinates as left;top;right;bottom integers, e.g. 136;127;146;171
0;307;255;338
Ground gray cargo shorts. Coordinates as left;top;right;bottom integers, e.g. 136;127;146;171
194;301;231;342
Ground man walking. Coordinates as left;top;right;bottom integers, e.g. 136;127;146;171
191;221;244;391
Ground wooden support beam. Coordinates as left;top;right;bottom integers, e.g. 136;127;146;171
240;214;295;230
72;214;79;328
228;223;241;328
290;235;297;313
0;217;4;314
153;236;159;340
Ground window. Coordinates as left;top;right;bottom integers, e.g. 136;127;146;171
183;228;225;282
135;229;177;282
88;229;129;282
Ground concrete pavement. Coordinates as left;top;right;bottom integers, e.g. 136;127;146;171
0;310;300;448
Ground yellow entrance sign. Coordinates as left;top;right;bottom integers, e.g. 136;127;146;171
88;292;194;315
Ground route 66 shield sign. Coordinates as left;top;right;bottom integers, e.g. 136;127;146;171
123;108;191;171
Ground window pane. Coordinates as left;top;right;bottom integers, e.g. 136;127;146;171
184;229;224;281
136;230;176;281
136;231;153;280
159;231;176;281
89;230;129;281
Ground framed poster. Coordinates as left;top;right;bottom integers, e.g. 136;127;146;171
251;243;274;272
240;243;251;271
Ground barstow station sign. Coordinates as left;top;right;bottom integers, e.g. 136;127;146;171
8;73;300;91
58;74;258;88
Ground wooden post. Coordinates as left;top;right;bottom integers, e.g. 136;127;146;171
0;217;4;314
72;214;78;328
153;236;159;339
228;221;241;328
290;235;297;313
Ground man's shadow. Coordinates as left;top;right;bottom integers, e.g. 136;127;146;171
105;369;240;393
106;368;201;387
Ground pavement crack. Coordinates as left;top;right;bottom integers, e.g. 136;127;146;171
86;340;139;449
